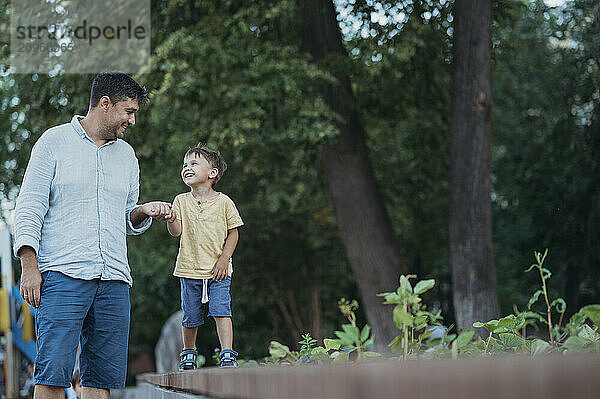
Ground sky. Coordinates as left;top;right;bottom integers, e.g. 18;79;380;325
544;0;567;6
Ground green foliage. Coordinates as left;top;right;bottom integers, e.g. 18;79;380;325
473;250;600;355
265;250;600;365
379;275;442;357
266;300;380;365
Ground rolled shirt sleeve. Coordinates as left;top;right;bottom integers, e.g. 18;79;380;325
125;158;151;235
13;137;55;257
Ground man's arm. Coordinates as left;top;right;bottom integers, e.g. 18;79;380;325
130;202;173;227
13;138;54;308
126;158;173;233
18;246;42;308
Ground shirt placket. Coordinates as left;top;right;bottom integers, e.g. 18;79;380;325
96;144;109;277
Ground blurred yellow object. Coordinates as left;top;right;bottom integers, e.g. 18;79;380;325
0;288;8;331
21;302;33;341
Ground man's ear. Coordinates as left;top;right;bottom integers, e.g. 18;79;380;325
98;96;112;112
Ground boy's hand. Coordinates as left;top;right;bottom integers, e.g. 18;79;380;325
211;256;229;281
166;208;177;223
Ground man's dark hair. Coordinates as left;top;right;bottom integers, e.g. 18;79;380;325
185;145;228;186
89;70;148;108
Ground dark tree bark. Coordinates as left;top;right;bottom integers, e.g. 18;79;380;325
297;0;406;351
450;0;500;331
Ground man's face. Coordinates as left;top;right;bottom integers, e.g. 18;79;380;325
102;97;139;140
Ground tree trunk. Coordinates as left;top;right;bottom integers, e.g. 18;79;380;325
298;0;406;351
450;0;500;332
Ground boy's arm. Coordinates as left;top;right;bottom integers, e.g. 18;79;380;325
167;217;182;237
212;228;239;281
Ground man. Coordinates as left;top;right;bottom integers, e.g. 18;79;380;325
13;71;171;399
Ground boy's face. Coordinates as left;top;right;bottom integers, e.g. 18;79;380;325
181;153;218;187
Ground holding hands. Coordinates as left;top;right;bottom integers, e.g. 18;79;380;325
139;201;177;222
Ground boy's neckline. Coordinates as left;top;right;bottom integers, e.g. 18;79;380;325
190;191;221;203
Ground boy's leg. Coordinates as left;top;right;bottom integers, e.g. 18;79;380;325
182;326;199;350
214;317;233;350
179;278;205;371
207;277;238;367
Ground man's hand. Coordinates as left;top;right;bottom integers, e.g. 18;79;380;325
141;201;173;221
211;256;229;281
19;246;42;308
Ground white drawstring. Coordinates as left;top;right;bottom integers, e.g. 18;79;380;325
201;279;209;304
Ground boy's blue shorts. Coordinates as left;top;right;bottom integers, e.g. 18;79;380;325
34;271;130;389
180;277;232;327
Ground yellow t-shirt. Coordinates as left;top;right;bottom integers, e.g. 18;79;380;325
172;192;243;279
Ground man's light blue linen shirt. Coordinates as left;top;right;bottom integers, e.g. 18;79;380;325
13;115;151;286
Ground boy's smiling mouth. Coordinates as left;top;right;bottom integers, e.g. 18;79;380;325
183;171;195;178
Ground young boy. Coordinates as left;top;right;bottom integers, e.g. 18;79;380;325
166;146;243;370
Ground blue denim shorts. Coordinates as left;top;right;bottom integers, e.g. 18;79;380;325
180;277;232;327
34;271;130;389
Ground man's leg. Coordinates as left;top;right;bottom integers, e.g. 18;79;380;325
33;385;64;399
80;280;130;390
182;326;199;349
81;386;110;399
34;272;94;390
214;317;233;350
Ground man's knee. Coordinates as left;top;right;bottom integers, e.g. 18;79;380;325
34;384;65;399
81;386;110;399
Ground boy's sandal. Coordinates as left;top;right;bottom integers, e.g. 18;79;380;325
179;349;198;371
219;349;239;368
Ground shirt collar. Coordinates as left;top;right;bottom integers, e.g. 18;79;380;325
71;115;87;138
71;115;117;146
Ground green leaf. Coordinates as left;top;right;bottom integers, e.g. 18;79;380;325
550;298;567;314
454;330;475;349
268;341;292;359
414;279;435;295
360;325;371;343
473;322;485;328
362;336;375;348
531;339;550;356
358;351;382;361
342;324;361;342
563;336;594;352
389;336;403;353
525;263;537;273
580;304;600;328
578;324;599;342
332;351;349;363
399;275;414;293
499;333;526;348
311;347;327;355
324;339;341;351
393;306;414;328
528;290;543;310
334;331;355;345
414;314;428;330
494;314;522;333
541;268;552;280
